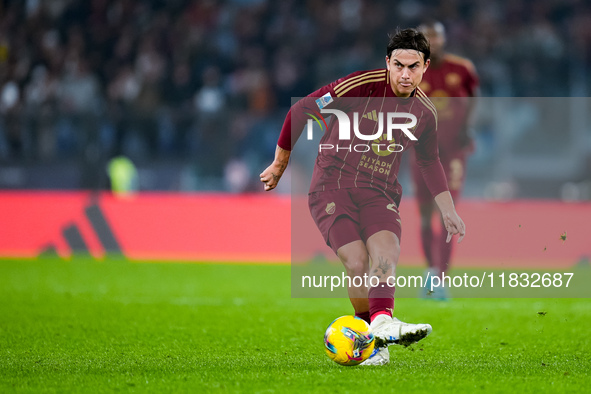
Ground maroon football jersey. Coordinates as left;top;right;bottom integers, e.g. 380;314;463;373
418;54;479;154
278;69;448;199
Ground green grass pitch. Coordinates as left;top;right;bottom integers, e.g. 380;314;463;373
1;258;590;392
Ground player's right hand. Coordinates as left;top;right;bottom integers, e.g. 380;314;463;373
260;163;283;191
443;211;466;244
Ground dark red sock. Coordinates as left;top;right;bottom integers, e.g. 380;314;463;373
368;283;395;321
420;226;434;268
355;311;371;324
437;227;454;274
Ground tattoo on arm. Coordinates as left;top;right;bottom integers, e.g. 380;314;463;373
274;146;290;171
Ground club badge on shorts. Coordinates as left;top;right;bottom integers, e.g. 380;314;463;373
325;202;336;215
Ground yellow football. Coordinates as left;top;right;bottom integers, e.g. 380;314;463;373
324;315;375;366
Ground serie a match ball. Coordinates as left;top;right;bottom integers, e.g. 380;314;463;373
324;315;375;366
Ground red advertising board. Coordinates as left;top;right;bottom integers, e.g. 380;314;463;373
0;192;588;268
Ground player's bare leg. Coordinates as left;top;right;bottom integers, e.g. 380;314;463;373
336;240;370;322
335;231;398;366
365;230;432;349
365;230;398;327
366;229;399;292
335;238;389;366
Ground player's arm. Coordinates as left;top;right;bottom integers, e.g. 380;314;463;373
260;145;290;191
260;72;360;191
259;87;332;192
416;116;466;243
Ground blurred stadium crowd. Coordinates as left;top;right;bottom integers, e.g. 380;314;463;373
0;0;590;192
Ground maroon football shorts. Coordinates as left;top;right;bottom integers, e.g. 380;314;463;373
308;187;402;254
411;153;466;205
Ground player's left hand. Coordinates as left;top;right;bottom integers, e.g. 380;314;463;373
443;211;465;243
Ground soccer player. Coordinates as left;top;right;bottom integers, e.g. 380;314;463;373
260;29;465;365
411;21;479;298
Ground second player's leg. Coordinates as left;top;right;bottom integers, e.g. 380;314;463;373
419;201;436;269
411;156;437;269
436;157;465;274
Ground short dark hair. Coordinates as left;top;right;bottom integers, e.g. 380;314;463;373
386;28;430;62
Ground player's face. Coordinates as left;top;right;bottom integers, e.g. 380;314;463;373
385;49;430;97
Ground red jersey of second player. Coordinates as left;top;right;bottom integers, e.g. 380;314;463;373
418;54;479;154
